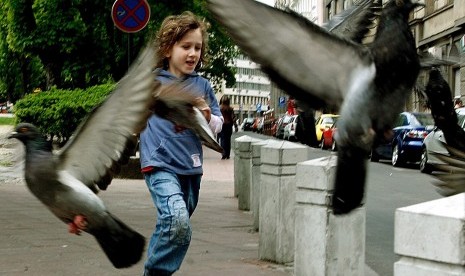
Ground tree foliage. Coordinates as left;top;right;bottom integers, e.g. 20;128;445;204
0;0;237;102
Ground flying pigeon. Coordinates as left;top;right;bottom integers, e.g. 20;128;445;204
207;0;423;214
8;42;222;268
422;68;465;196
423;68;465;151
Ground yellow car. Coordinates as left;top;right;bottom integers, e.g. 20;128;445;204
315;114;339;143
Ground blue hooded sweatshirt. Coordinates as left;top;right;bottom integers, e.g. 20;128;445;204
139;69;221;175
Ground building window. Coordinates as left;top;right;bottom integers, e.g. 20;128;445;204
454;68;461;98
425;0;453;15
326;3;332;21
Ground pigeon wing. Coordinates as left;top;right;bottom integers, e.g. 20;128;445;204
151;83;223;153
192;107;224;153
430;143;465;196
323;0;382;44
207;0;373;109
56;43;159;191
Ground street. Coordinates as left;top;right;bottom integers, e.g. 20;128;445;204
365;160;442;275
236;131;444;276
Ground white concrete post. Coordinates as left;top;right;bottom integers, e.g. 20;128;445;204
233;135;262;210
294;156;366;276
394;193;465;276
251;139;281;231
259;141;310;264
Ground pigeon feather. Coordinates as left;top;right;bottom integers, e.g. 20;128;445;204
9;41;222;267
152;82;224;153
323;0;382;44
207;0;423;214
56;43;159;191
422;68;465;196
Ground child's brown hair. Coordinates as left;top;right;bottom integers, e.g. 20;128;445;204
155;11;210;70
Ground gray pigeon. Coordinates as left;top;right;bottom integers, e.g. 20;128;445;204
8;42;222;268
207;0;423;214
422;68;465;196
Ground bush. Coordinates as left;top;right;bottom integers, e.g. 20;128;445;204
14;83;115;142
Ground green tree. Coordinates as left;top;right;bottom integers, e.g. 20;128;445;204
3;0;236;99
0;0;44;103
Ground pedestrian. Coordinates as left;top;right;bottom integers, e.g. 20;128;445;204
287;96;296;115
218;95;237;159
454;98;463;109
139;11;223;276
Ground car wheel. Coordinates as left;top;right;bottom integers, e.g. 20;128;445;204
331;140;337;151
370;150;379;162
391;143;404;167
419;147;432;174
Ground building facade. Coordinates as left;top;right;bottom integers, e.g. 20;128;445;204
218;54;272;122
410;0;465;111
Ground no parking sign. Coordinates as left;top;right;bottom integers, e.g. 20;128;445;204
112;0;150;33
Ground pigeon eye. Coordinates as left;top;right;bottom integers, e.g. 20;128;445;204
19;127;29;133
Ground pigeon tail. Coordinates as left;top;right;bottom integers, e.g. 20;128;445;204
92;213;145;268
332;145;367;215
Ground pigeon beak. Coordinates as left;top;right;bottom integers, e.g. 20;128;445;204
8;131;18;139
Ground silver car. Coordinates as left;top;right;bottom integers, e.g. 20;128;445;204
283;115;299;141
420;112;465;173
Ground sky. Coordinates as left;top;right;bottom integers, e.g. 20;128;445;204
255;0;273;6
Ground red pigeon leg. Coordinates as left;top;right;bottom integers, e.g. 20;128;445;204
68;215;87;235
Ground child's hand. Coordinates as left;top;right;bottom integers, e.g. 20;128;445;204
193;97;211;122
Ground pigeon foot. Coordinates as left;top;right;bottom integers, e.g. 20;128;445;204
68;215;88;235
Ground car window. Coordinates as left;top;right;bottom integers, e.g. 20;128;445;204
322;117;334;124
393;114;407;127
414;113;434;126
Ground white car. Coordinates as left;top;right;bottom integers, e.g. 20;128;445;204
420;113;465;173
283;115;299;140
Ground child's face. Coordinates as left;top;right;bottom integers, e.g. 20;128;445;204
166;28;202;78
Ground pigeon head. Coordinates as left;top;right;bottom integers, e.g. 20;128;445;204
8;123;42;143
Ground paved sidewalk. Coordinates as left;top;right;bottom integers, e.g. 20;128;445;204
0;129;379;275
0;136;291;275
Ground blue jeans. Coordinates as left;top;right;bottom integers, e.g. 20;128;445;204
143;169;201;276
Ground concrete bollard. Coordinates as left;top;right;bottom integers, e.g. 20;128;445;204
233;135;262;210
251;139;282;231
394;193;465;276
294;156;366;276
259;141;310;264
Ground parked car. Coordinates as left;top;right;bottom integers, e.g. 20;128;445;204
371;112;435;167
275;114;293;139
315;114;339;143
420;113;465;173
241;118;255;131
321;118;338;151
283;115;299;141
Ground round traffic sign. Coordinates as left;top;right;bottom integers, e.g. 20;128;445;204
112;0;150;33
